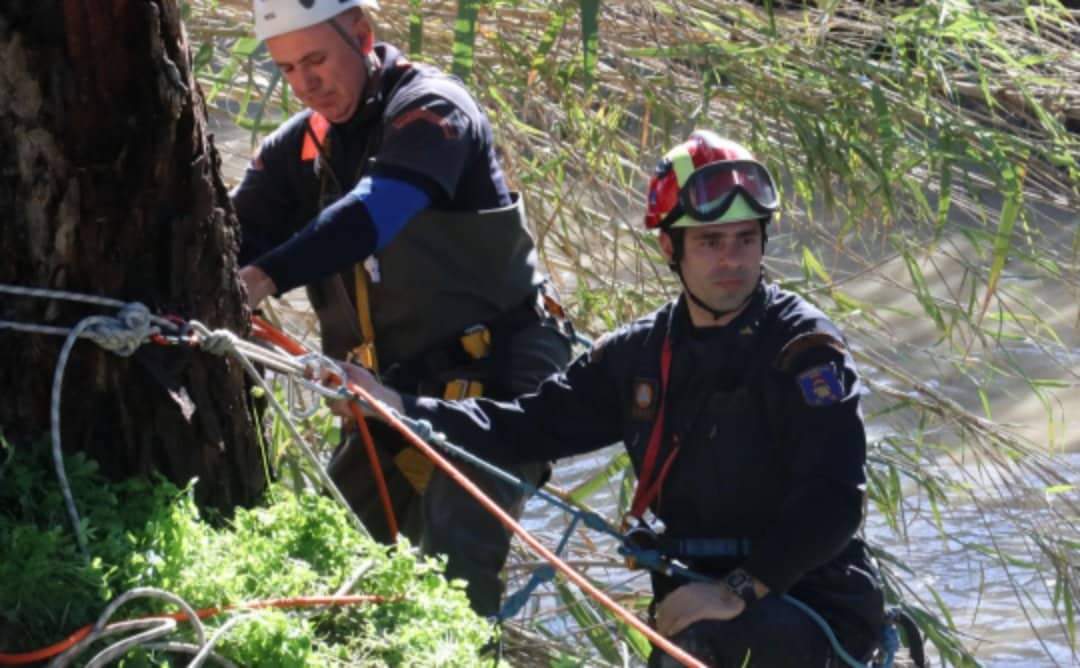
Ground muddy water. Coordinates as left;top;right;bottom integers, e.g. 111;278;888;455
521;445;1079;667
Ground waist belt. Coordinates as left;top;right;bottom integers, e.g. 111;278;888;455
381;289;544;394
658;537;752;560
623;529;752;571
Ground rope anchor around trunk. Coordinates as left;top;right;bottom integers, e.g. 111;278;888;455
2;282;909;668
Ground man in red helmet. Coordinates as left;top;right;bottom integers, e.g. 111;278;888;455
345;132;887;666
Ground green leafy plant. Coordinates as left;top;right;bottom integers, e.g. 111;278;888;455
0;441;492;665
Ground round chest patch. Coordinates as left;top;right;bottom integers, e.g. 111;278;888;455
635;381;654;410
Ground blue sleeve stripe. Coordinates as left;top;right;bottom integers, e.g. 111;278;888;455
351;175;431;252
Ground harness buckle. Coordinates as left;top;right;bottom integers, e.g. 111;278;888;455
443;378;485;400
459;324;492;360
348;342;379;374
620;516;660;571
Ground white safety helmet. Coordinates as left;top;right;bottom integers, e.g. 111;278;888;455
253;0;379;42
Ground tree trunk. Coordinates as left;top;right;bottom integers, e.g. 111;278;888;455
0;1;263;509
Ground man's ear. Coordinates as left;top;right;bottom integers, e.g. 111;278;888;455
341;7;373;46
658;230;674;263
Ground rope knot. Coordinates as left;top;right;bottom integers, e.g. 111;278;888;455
83;302;158;357
404;417;438;443
199;328;241;357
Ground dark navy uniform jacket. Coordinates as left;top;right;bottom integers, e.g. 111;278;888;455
405;280;884;647
232;43;512;292
230;43;546;371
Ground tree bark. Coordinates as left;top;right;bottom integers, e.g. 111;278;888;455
0;1;263;509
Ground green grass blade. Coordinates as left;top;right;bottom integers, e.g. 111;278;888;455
408;0;424;56
569;452;630;504
451;0;482;81
579;0;600;87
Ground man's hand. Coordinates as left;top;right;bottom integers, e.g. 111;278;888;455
239;265;277;308
329;361;405;418
654;582;746;637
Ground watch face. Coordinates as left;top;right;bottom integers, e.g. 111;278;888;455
725;570;755;602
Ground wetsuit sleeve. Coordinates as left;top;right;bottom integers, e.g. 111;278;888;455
740;339;867;593
401;340;625;466
370;95;473;201
250;176;429;294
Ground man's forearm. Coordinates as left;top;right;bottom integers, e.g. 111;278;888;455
740;480;863;593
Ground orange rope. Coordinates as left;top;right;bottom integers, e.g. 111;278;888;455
251;315;305;356
253;317;703;667
0;595;388;666
344;380;707;668
347;400;398;537
250;316;398;538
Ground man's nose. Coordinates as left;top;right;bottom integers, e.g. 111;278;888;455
300;67;321;94
716;240;740;264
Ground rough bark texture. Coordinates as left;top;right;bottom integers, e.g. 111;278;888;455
0;1;263;509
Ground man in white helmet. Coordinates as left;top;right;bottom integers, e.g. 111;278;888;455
232;0;573;618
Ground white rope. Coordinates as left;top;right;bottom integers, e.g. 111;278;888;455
0;283;179;331
188;321;370;537
142;643;238;668
2;281;368;550
84;618;179;668
46;586;243;668
50;304;161;560
0;321;82;337
0;284;128;309
187;613;258;668
1;284;387;665
50;587;206;668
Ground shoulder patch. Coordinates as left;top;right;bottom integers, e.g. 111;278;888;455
796;363;845;407
774;331;847;372
391;107;460;140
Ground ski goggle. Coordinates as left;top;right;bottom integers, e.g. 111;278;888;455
659;160;779;229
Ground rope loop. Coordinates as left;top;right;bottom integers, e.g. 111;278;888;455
298;352;342;384
198;327;241;358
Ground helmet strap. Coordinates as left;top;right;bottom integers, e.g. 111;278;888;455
328;16;381;101
663;225;765;323
676;268;754;322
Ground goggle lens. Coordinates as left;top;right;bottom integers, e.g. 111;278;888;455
684;160;778;220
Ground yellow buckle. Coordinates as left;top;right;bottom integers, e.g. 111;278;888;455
394;447;435;494
444;379;485;400
348;342;379;373
459;325;492;360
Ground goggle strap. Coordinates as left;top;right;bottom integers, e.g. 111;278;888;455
658;206;691;230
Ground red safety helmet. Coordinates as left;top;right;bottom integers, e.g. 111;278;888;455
644;131;779;230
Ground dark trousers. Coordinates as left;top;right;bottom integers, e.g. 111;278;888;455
327;321;571;616
647;594;844;668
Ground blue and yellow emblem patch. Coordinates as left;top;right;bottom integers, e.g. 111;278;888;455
796;363;844;407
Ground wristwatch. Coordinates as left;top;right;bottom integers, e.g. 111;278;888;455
723;568;758;606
